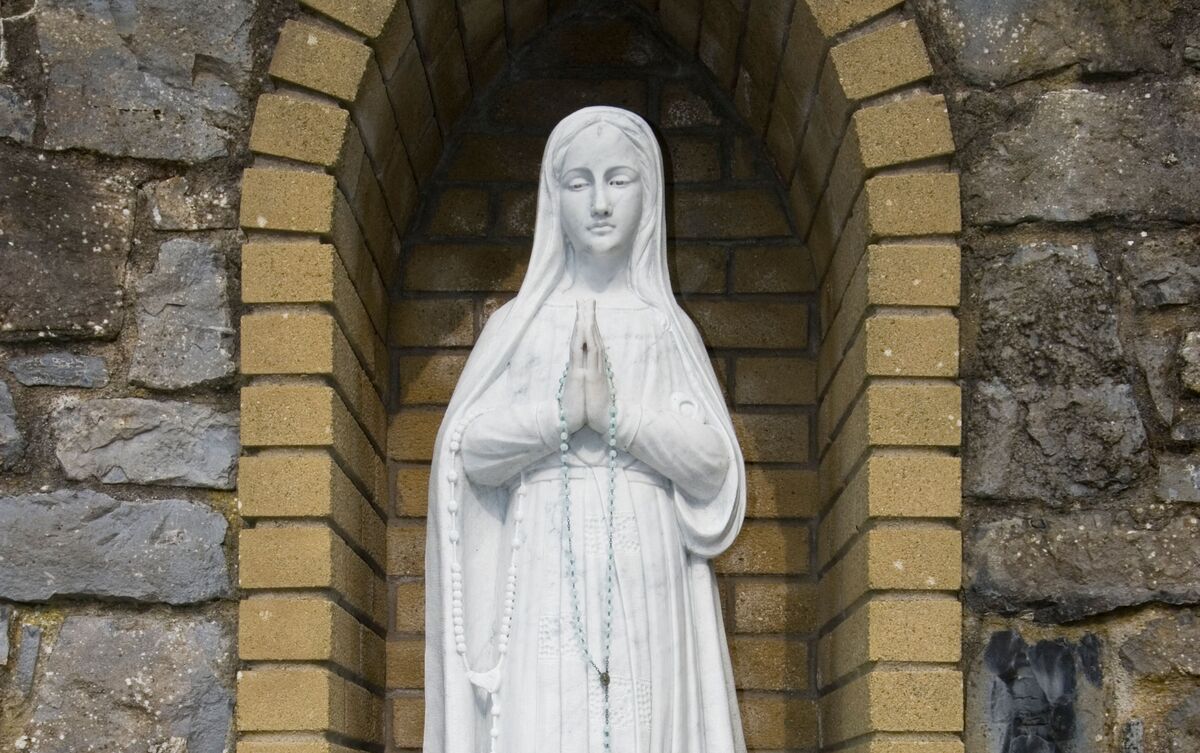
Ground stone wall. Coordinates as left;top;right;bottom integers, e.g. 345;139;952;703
0;0;292;749
910;0;1200;751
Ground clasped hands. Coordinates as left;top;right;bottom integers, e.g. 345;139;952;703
560;299;614;436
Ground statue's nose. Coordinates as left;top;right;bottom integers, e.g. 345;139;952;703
592;185;613;216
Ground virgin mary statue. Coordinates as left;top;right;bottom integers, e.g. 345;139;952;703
425;106;748;753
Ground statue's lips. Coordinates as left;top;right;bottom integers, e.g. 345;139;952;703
588;223;615;234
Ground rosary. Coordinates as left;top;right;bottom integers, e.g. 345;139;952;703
556;347;619;753
445;345;619;753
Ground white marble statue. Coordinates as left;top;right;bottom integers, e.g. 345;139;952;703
425;106;748;753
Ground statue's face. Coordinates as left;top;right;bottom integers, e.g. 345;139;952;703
558;124;645;263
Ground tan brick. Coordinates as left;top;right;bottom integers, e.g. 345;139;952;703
390;298;475;347
715;521;810;575
240;451;386;568
684;301;808;349
387;39;436;147
731;245;816;293
673;189;791;238
668;243;726;293
387;524;425;576
236;740;360;753
735;357;816;405
301;0;398;37
240;168;336;234
745;466;819;518
427;188;490;236
388;408;445;462
241;384;384;505
818;596;961;685
732;412;810;463
818;451;960;565
269;21;372;102
250;94;350;166
742;0;792;87
732;579;817;634
824;20;933;125
242;312;385;448
853;93;955;170
730;635;810;690
766;79;803;178
404;243;529;292
863;173;962;238
447;133;545;181
804;0;905;37
393;580;425;633
839;740;964;753
665;134;722;182
240;527;335;590
697;0;741;89
867;381;961;447
237;666;337;732
396;354;467;405
865;313;959;377
243;242;336;303
820;668;963;744
239;596;335;660
659;0;702;53
394;465;432;517
738;693;818;749
868;243;961;307
391;694;425;748
387;637;425;689
426;33;471;131
374;2;416;78
410;0;457;56
459;0;507;84
818;526;962;625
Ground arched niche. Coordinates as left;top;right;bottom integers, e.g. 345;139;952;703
235;2;962;752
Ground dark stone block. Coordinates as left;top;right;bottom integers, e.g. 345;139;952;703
0;149;133;341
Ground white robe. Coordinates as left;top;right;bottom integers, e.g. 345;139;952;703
456;300;746;753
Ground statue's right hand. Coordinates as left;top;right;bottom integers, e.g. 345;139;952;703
560;301;588;434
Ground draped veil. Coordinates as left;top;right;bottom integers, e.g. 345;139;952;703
424;106;747;752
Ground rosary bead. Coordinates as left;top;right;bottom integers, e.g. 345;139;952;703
449;440;460;452
447;469;459;483
448;499;459;513
456;642;467;655
448;530;459;543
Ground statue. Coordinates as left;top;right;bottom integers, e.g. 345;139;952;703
425;106;748;753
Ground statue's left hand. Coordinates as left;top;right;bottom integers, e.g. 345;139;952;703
582;300;612;434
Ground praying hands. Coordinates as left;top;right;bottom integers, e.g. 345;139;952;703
560;298;614;436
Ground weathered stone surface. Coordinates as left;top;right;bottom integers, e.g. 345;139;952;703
36;0;256;162
1120;612;1200;679
1158;455;1200;503
14;624;41;696
0;379;23;471
0;490;230;603
1181;332;1200;395
22;615;233;753
1134;335;1178;425
0;604;9;663
0;84;35;145
964;379;1150;503
129;239;234;390
1121;233;1200;308
972;242;1124;386
6;352;109;388
967;629;1104;753
54;398;238;489
962;85;1200;225
1163;690;1200;753
141;176;238;230
0;148;132;340
967;509;1200;621
915;0;1178;87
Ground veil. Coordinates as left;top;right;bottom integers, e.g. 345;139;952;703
423;106;747;752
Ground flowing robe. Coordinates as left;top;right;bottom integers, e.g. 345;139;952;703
455;299;746;753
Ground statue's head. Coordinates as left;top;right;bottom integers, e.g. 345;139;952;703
545;108;661;269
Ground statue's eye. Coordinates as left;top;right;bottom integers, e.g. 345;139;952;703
567;179;589;191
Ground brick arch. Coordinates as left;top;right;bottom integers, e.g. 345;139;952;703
235;1;962;752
